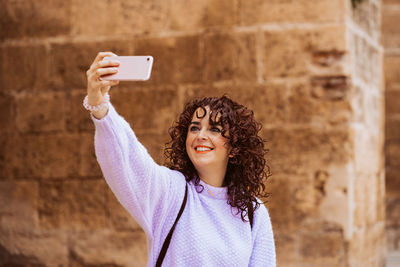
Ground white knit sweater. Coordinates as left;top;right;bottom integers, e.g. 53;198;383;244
92;103;276;267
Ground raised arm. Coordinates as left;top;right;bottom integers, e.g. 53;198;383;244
85;52;186;236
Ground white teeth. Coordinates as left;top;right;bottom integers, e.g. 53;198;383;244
196;147;212;151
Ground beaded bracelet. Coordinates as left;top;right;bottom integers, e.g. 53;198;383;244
83;93;110;112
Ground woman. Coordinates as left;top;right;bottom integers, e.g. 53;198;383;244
85;52;276;267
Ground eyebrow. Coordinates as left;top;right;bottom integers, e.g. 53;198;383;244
190;121;200;125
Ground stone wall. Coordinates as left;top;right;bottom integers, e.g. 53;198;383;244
383;0;400;253
0;0;386;266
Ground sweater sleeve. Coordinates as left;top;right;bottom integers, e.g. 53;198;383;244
248;203;276;267
91;103;186;237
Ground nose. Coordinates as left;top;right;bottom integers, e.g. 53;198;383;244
197;128;208;140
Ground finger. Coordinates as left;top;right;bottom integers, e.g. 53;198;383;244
95;67;118;79
97;59;120;68
93;51;118;65
99;80;119;88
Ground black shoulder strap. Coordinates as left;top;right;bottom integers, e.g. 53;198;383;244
155;183;188;267
248;202;254;229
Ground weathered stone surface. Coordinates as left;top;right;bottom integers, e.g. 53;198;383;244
350;0;381;41
4;134;80;179
67;89;95;132
106;188;142;231
298;221;346;266
0;0;71;40
170;0;238;30
262;127;352;174
386;118;400;141
0;229;69;267
382;7;400;48
15;91;66;133
288;80;352;125
111;86;180;134
71;0;169;36
135;35;202;84
0;92;15;133
0;180;39;231
384;55;400;87
204;32;257;82
386;90;400;115
69;230;147;266
0;45;49;91
261;26;346;78
348;223;386;267
387;142;400;167
78;133;102;177
49;41;132;90
183;83;287;126
351;33;381;86
136;132;171;165
240;0;346;24
39;179;108;229
386;166;400;195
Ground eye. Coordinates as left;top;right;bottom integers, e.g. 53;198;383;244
189;126;200;132
211;127;221;133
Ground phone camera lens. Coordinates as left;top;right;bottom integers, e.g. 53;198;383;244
147;57;150;61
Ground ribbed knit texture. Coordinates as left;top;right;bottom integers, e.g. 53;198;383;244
92;103;276;267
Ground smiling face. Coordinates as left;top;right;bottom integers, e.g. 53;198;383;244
185;106;232;180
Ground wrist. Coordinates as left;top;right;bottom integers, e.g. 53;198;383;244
83;93;110;112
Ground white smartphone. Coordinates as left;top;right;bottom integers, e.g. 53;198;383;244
100;56;154;81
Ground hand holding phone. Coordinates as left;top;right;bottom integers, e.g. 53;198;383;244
100;56;154;81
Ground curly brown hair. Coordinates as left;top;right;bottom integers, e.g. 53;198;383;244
164;95;270;222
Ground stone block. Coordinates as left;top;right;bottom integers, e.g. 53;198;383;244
240;0;346;25
4;134;80;179
111;86;180;134
298;221;346;266
15;91;66;133
49;41;132;90
382;7;400;48
385;90;400;115
386;227;400;252
386;196;400;228
353;174;380;228
0;180;39;231
71;0;169;36
267;176;296;232
262;127;352;174
288;80;351;125
348;223;386;267
78;133;102;177
69;230;147;266
183;83;287;126
0;135;7;178
274;232;297;267
106;188;142;231
204;32;257;82
350;0;381;41
134;35;202;84
39;179;109;230
0;45;49;91
169;0;238;30
0;229;68;267
67;90;95;132
386;166;400;195
384;55;400;87
0;92;15;133
261;26;346;78
136;132;170;165
351;33;381;87
0;0;70;40
386;118;400;141
387;142;400;166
